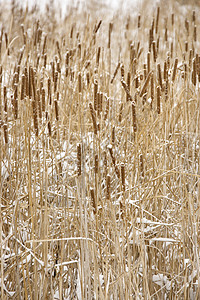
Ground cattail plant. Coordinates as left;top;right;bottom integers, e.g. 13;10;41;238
111;61;120;83
89;102;97;134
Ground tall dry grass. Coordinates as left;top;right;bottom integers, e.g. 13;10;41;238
0;0;200;299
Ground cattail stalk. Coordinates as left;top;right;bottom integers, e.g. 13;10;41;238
94;80;98;110
140;71;152;97
121;79;133;102
140;154;144;178
3;124;8;144
89;103;97;134
111;61;120;83
41;87;45;112
132;99;137;132
104;97;110;120
95;20;102;34
37;89;42;119
96;47;101;67
108;145;120;178
14;84;18;119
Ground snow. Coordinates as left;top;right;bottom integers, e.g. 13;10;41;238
3;0;145;15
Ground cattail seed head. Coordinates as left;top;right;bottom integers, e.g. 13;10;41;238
77;143;82;176
90;188;96;214
121;164;125;192
21;74;25;100
172;58;178;82
94;80;98;110
89;102;97;134
157;85;160;114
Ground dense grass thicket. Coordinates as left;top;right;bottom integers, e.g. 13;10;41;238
0;0;200;298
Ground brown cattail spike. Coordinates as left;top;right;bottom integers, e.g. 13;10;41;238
194;25;197;42
192;58;197;86
106;174;111;199
95;154;98;174
147;52;151;73
78;73;82;93
121;164;125;192
171;13;174;26
157;63;163;90
157;86;160;114
152;41;157;62
90;188;96;214
138;14;141;29
155;7;160;34
95;20;102;34
108;23;113;48
77;143;82;176
126;72;131;101
121;64;125;79
94;80;98;110
150;73;154;108
192;11;195;23
21;74;25;100
172;58;178;82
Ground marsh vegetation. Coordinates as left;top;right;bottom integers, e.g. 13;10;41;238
0;0;200;298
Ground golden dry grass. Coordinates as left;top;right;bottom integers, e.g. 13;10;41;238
0;0;200;299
